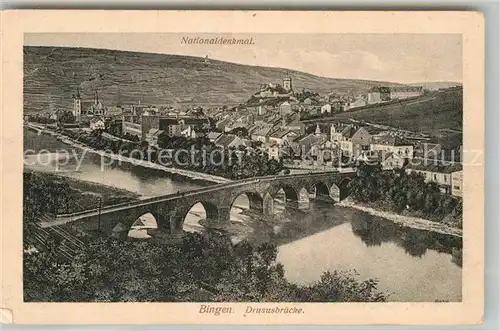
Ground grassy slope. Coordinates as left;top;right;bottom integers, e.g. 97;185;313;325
305;88;463;147
24;46;401;113
52;173;140;212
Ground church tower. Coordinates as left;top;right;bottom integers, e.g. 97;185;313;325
72;88;81;122
283;74;292;92
315;124;321;136
330;124;337;142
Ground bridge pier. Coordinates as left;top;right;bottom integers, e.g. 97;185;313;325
263;194;274;217
248;201;264;214
111;226;130;241
202;206;232;230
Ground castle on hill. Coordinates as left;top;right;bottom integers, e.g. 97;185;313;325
254;75;294;98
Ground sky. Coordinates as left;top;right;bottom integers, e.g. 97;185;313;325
25;33;462;84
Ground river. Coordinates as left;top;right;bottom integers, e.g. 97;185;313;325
23;128;462;302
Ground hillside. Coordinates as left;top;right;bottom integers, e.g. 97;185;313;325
303;88;463;148
24;46;402;113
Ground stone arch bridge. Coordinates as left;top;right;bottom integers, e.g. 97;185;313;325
40;171;356;240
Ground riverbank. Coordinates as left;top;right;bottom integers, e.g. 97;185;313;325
63;175;141;206
24;171;141;213
337;198;462;238
26;123;231;184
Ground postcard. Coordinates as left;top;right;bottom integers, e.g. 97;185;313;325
0;10;484;325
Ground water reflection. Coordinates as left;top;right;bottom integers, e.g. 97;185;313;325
350;214;462;263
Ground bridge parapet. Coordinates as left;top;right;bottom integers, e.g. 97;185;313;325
44;170;356;241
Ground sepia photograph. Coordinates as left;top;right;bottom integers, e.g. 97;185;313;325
22;32;465;303
1;10;484;325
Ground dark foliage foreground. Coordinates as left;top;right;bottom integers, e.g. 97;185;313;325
24;231;387;302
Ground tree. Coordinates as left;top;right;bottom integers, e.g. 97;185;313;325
58;110;76;123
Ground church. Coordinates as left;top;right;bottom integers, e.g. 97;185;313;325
72;89;107;122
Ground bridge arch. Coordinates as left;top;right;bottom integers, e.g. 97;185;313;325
309;181;332;201
106;208;169;240
127;212;158;240
338;177;352;201
230;191;264;215
176;200;219;232
266;184;301;212
280;184;299;203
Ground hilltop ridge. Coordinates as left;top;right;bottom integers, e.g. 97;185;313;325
24;46;404;113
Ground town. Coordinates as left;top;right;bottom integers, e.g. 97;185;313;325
21;28;469;306
26;74;463;197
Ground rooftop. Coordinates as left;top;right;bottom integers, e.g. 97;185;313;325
269;128;291;139
372;134;413;146
407;159;463;173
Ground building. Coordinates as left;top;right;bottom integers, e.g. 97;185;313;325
72;88;82;122
251;125;273;143
215;117;232;131
330;123;354;144
381;152;407;170
81;91;107;117
388;86;423;99
106;106;125;117
283;75;292;92
279;101;292;117
159;116;211;138
268;142;281;160
90;117;105;131
268;128;298;146
321;104;332;114
405;160;463;194
281;113;302;129
145;129;164;147
368;86;423;104
415;142;442;160
121;114;210;140
180;125;197;139
161;118;182;137
315;140;340;165
347;96;367;109
350;127;372;159
297;127;328;158
258;105;266;116
367;87;391;104
214;134;247;149
207;131;223;143
128;102;160;117
371;134;414;159
451;170;463;197
121;113;150;139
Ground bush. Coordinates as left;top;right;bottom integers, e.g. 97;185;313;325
348;164;462;224
24;232;387;302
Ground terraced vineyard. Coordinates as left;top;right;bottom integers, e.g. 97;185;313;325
24;46;400;113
